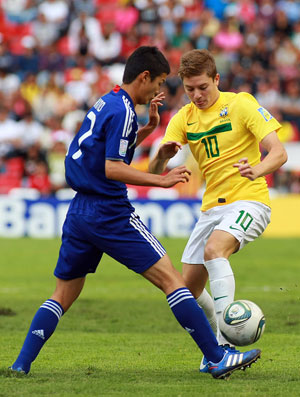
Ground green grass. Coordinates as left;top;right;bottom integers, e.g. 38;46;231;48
1;237;300;396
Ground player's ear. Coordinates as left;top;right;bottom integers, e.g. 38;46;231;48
140;70;151;83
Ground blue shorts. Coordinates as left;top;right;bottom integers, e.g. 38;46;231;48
54;193;166;280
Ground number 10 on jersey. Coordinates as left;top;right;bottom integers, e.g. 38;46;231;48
201;136;220;158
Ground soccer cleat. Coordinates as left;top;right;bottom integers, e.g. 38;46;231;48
208;348;261;379
199;355;209;373
199;345;239;373
221;344;240;354
9;364;29;374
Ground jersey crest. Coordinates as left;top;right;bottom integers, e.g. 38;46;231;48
219;106;228;118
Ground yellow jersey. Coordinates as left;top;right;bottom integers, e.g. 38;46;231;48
162;92;281;211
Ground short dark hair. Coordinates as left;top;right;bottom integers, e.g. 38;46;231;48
122;46;170;84
178;49;217;80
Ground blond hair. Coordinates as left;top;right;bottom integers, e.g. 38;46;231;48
178;49;217;80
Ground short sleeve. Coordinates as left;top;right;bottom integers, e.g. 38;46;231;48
161;110;188;145
105;107;135;160
237;93;282;141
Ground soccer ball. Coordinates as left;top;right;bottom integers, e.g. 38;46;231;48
219;300;265;346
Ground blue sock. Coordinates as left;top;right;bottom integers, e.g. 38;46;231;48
167;288;224;363
12;299;64;373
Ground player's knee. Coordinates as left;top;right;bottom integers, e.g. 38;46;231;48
204;241;219;261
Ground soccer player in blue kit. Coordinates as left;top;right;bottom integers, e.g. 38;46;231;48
10;47;261;379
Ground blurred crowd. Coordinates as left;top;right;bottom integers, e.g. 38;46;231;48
0;0;299;198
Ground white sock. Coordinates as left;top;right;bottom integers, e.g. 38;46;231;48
204;258;235;345
196;288;218;336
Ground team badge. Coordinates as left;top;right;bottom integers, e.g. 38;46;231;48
257;107;273;122
119;139;128;157
219;106;228;117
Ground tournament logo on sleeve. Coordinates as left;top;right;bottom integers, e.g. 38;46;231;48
119;139;128;157
257;107;273;122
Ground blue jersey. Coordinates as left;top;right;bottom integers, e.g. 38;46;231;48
65;86;138;198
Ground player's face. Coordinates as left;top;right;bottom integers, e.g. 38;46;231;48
183;73;220;110
141;73;167;104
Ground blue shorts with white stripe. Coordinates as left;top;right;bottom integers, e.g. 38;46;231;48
54;193;166;279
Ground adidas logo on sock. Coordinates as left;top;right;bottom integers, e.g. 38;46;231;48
184;326;195;334
32;329;45;340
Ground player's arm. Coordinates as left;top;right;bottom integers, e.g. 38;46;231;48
233;131;287;181
105;159;191;188
149;110;187;174
136;93;165;147
148;141;183;174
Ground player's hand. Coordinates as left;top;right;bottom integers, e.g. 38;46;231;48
161;165;191;188
233;158;259;181
158;141;183;160
147;92;165;129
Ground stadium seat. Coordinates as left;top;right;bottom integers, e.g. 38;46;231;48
0;157;24;194
0;174;22;194
5;157;24;178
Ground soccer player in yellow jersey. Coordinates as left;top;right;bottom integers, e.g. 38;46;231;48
149;49;287;368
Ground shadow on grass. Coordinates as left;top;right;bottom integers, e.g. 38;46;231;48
0;364;279;382
0;368;29;378
0;365;207;383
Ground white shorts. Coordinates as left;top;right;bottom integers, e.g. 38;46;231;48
182;200;271;265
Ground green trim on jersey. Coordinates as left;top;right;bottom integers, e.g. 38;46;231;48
187;122;232;141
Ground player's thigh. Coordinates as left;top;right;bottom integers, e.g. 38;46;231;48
181;209;216;265
215;201;271;250
204;229;240;260
96;211;167;274
55;214;103;280
91;211;181;294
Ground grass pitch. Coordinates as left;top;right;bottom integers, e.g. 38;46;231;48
1;237;300;396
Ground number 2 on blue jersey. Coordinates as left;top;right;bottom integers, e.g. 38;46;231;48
72;111;96;159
